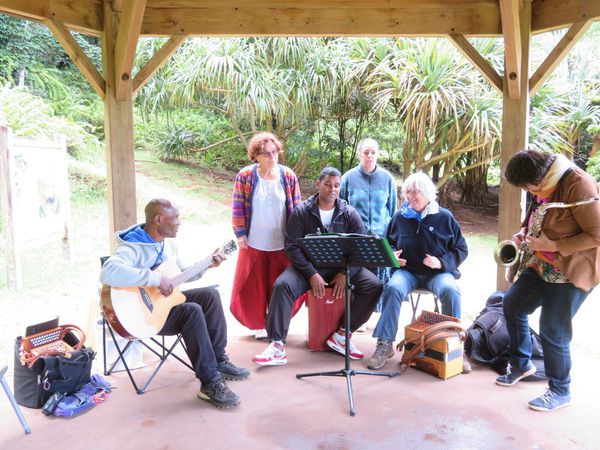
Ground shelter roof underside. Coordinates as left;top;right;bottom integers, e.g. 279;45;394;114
1;0;599;37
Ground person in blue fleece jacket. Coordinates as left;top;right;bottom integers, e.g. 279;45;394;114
366;172;469;371
340;138;397;315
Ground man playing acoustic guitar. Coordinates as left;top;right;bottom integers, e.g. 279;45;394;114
100;198;249;409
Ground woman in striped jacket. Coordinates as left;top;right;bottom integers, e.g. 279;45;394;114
230;132;302;339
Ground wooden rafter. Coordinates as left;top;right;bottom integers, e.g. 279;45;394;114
448;34;503;94
44;18;106;99
0;0;102;36
114;0;146;100
532;0;600;33
3;0;600;38
140;1;501;37
499;0;521;100
133;36;188;95
529;19;592;96
112;0;125;12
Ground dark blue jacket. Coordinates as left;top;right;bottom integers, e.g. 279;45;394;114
385;207;468;278
284;194;365;279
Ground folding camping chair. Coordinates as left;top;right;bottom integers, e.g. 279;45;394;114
99;257;193;395
408;288;440;323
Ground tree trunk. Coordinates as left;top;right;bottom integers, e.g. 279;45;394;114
461;165;489;207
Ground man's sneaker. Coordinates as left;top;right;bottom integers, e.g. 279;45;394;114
254;329;268;340
495;362;536;387
218;354;250;380
252;342;287;366
355;323;368;333
198;377;240;409
528;389;571;412
326;332;364;360
462;355;472;374
367;339;394;370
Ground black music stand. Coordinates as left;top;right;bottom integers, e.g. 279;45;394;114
296;233;400;416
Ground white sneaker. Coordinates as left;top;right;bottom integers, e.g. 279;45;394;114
355;323;367;333
326;332;364;360
254;329;268;340
252;342;287;366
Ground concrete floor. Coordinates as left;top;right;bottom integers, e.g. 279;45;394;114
1;326;599;450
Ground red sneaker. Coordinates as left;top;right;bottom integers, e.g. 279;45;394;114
326;332;364;360
252;342;287;366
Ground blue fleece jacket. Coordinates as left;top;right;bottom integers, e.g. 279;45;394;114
340;165;397;236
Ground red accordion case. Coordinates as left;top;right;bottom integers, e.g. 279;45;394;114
306;288;347;351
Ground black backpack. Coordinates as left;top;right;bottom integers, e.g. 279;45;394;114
465;291;546;378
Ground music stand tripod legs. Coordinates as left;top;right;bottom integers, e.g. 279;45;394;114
296;261;399;416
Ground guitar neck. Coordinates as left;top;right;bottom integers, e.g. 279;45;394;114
170;256;214;287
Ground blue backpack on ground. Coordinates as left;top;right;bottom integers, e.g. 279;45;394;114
53;374;112;417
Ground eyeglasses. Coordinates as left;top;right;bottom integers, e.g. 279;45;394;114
259;150;279;158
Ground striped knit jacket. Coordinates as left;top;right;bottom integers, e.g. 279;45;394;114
231;163;301;238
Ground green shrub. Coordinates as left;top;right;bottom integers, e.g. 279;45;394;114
0;84;102;157
586;152;600;182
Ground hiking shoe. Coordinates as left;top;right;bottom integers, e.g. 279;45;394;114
252;342;287;366
495;362;536;387
327;332;364;360
528;389;571;412
462;355;472;374
198;378;240;409
218;354;250;380
254;329;268;340
367;339;394;370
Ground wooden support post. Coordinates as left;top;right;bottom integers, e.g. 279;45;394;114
102;0;137;246
0;125;22;289
497;1;532;291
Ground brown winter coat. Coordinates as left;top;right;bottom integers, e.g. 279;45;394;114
524;168;600;291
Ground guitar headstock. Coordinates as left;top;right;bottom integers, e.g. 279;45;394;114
222;239;237;256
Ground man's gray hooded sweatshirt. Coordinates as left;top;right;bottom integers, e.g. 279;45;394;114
100;224;206;287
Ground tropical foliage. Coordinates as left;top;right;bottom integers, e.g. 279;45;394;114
1;14;599;204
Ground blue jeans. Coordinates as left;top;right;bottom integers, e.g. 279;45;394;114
373;269;462;341
503;268;589;396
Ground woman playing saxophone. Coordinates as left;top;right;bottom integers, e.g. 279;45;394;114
496;149;600;413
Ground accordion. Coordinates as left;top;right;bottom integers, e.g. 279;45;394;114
19;324;85;367
401;311;465;380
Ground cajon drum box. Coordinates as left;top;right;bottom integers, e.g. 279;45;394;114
306;288;347;351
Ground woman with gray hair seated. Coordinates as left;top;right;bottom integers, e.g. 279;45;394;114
366;172;469;371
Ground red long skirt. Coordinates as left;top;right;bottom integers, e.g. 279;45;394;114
230;246;304;330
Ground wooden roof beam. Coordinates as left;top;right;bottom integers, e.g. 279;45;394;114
532;0;600;33
140;2;502;37
112;0;125;12
114;0;146;100
499;0;522;100
448;34;502;94
529;19;592;97
44;18;106;99
0;0;103;36
133;36;188;96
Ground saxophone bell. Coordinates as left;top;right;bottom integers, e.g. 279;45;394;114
494;240;520;267
494;240;520;283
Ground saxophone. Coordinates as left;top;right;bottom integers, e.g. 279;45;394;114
496;196;599;283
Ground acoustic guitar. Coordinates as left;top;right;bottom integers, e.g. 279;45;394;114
101;240;236;340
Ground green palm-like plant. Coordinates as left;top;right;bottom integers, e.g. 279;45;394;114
369;39;472;179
